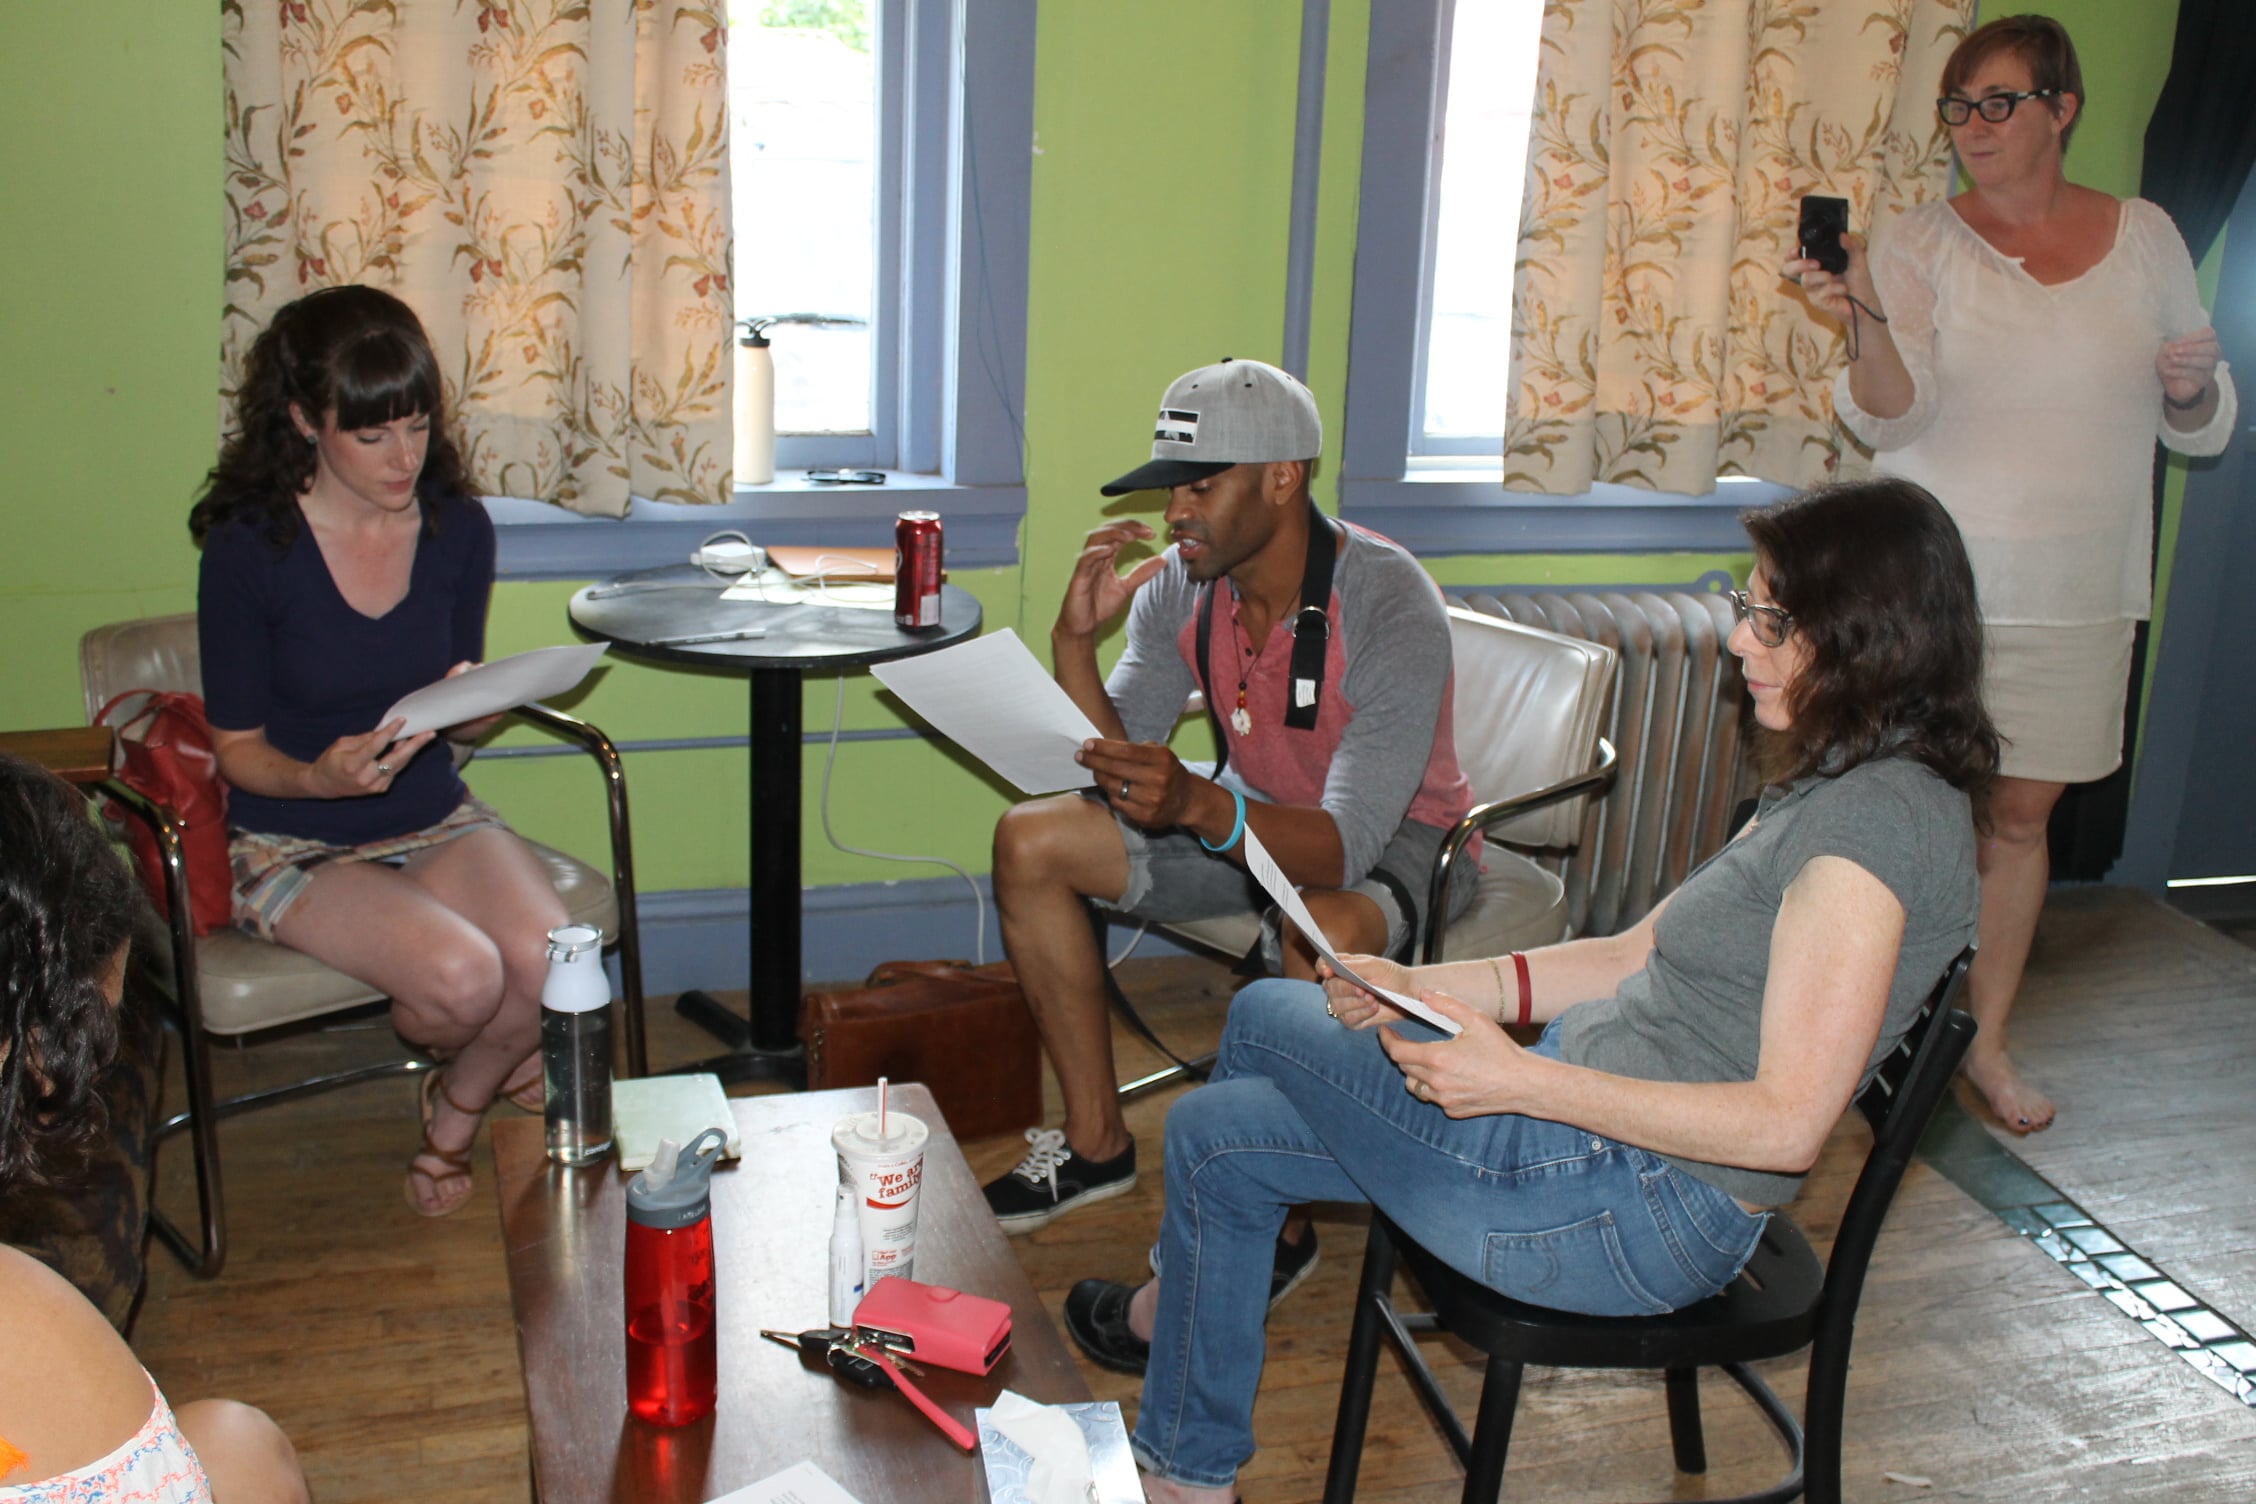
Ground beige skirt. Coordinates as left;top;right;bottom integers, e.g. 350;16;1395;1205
1984;619;2137;784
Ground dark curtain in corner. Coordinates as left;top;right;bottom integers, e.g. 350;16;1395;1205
2049;0;2256;881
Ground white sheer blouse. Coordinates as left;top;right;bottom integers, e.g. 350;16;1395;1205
1833;198;2236;625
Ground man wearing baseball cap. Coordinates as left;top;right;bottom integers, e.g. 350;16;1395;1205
985;359;1479;1320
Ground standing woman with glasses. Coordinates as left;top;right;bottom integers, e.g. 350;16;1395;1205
1787;13;2236;1132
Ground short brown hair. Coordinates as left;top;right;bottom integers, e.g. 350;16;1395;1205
1941;13;2084;149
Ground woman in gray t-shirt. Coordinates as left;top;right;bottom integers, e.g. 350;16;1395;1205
1070;479;2000;1503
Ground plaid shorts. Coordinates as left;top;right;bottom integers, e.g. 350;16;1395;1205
227;794;510;941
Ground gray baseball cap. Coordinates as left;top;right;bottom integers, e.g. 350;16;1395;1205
1099;357;1323;496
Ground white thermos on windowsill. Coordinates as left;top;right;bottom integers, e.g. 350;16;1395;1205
734;319;776;487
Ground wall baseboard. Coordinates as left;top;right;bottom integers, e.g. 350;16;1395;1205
629;876;1200;995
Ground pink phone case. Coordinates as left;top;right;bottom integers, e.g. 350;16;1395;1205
853;1276;1014;1375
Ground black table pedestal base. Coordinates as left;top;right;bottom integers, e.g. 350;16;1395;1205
671;990;808;1086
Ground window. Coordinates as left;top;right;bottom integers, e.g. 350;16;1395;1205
731;2;880;446
1340;0;1775;556
492;0;1033;578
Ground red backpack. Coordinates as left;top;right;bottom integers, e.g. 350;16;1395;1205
96;690;233;937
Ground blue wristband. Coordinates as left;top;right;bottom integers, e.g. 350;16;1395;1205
1200;787;1248;854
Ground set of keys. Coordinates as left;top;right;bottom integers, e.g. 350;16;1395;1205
760;1326;976;1451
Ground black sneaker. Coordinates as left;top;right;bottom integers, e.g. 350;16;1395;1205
1063;1278;1150;1375
1149;1227;1320;1310
983;1128;1137;1233
1267;1227;1319;1307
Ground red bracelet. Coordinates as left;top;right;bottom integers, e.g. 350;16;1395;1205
1511;951;1533;1029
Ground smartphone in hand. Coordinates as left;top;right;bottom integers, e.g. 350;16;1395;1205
1798;195;1851;274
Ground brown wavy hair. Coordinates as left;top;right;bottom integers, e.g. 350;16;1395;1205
1941;13;2084;150
0;755;142;1192
190;285;471;550
1741;479;1999;801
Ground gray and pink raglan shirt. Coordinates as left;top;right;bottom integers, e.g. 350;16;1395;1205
1103;522;1474;886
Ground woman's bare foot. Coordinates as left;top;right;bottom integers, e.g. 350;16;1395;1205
406;1071;486;1217
1965;1047;2055;1133
497;1049;545;1112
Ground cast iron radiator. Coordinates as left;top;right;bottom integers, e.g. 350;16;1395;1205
1450;591;1759;939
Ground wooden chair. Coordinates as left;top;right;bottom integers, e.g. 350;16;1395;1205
1117;609;1619;1097
82;614;645;1278
1322;951;1977;1504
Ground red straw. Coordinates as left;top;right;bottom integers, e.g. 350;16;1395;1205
877;1076;889;1140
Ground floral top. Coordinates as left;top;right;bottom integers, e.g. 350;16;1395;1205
0;1375;210;1503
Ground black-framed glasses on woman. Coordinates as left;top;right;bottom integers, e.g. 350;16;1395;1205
1727;589;1796;648
1936;89;2060;127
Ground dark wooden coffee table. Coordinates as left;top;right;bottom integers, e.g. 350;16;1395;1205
491;1084;1091;1503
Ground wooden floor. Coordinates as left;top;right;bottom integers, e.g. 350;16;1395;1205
127;887;2256;1502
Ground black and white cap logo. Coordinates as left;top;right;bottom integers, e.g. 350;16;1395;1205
1154;408;1200;445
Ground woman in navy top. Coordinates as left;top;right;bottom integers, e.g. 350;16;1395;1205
192;286;566;1219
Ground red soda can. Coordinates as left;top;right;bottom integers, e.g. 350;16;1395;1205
894;510;944;630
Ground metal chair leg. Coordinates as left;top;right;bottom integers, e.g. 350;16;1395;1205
1459;1357;1526;1504
1665;1365;1708;1473
1323;1219;1402;1504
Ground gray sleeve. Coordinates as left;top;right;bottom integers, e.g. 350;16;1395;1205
1102;556;1200;745
1324;539;1456;884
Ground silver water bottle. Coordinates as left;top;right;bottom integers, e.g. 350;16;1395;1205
541;923;613;1165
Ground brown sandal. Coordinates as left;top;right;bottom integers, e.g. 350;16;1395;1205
498;1052;546;1114
405;1068;485;1218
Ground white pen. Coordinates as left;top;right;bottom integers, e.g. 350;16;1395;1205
648;626;769;646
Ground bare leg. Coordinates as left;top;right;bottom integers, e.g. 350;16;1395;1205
993;796;1135;1162
272;830;564;1212
175;1398;309;1504
1965;775;2064;1133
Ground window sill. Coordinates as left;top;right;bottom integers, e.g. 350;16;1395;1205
487;471;1026;580
1340;475;1789;556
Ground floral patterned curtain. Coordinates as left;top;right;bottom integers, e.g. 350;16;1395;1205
223;0;735;516
1506;0;1975;495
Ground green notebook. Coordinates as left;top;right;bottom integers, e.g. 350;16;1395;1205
611;1073;741;1171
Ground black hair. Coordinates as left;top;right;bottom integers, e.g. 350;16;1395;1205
190;285;471;549
1740;479;2000;800
0;754;141;1192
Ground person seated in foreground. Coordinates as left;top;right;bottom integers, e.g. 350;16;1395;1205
984;359;1479;1305
0;754;309;1503
1062;479;1997;1503
193;285;564;1219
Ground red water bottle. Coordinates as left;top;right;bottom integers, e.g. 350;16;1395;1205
624;1128;728;1426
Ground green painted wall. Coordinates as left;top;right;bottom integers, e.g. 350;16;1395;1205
0;1;2200;914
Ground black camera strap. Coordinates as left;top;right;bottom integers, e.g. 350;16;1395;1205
1192;501;1340;780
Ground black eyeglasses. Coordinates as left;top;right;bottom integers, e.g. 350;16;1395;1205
1936;89;2059;127
1727;589;1795;648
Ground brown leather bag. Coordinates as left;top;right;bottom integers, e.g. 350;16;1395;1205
798;960;1042;1141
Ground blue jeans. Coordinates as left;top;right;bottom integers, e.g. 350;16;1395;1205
1131;980;1768;1490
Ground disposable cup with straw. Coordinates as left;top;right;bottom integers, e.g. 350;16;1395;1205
832;1077;928;1294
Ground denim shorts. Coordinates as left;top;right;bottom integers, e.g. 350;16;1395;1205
1093;797;1475;967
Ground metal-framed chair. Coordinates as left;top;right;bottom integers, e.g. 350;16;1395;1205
1117;609;1619;1097
82;614;645;1278
1322;951;1977;1504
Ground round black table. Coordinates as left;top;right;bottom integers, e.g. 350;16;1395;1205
569;567;982;1084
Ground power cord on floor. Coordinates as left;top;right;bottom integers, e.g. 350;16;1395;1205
818;675;989;966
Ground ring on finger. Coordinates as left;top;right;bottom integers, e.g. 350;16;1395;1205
376;762;394;776
1120;779;1132;800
